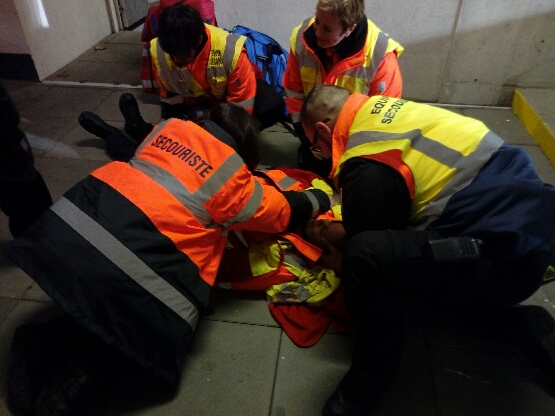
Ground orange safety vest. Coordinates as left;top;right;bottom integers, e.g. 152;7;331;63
93;119;292;289
216;166;352;347
150;25;256;112
217;166;337;290
4;119;294;384
284;17;403;122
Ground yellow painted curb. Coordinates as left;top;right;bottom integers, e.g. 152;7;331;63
512;89;555;168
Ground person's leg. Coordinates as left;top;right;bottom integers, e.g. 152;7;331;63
118;93;154;142
323;229;441;416
78;112;139;162
253;79;286;130
433;252;555;380
0;83;53;237
0;171;52;237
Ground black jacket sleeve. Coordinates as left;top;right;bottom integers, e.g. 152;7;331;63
339;158;411;238
282;188;331;231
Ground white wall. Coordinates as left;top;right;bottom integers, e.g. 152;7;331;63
1;0;31;54
3;0;554;105
6;0;113;80
213;0;555;105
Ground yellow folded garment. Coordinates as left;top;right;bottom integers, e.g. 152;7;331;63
266;263;340;306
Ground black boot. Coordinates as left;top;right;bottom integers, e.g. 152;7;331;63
118;93;153;143
6;326;45;416
78;111;138;162
34;361;97;416
322;368;387;416
492;305;555;377
78;111;121;141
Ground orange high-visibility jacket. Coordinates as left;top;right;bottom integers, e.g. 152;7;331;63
218;166;337;290
216;166;352;347
4;120;298;385
283;17;403;123
150;25;257;114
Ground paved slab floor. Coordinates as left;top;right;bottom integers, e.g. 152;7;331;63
2;30;555;416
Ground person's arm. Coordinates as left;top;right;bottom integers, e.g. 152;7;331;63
148;42;187;119
282;51;305;124
368;51;403;98
339;158;411;238
225;50;257;115
216;166;331;235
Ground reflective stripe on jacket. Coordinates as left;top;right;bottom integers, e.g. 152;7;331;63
151;25;249;104
4;118;293;385
219;166;340;290
333;94;504;227
285;17;403;122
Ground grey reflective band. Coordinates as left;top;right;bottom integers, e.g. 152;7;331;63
206;65;226;79
348;128;503;229
223;33;242;70
347;129;503;170
156;42;195;95
284;88;304;99
340;31;388;95
294;18;317;69
50;197;200;330
295;18;312;55
415;130;504;228
196;152;245;201
277;175;298;190
128;157;214;227
302;190;321;218
221;179;264;227
233;96;255;109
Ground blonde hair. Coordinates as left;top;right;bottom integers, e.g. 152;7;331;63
316;0;365;30
301;84;351;126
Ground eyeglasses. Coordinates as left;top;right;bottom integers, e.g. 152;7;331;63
311;118;329;153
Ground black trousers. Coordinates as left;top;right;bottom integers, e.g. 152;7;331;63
0;86;52;237
252;79;286;130
0;170;52;237
341;229;550;394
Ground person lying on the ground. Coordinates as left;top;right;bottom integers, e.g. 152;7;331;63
3;103;331;416
215;165;352;347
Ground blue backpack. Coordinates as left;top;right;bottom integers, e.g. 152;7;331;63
229;25;288;98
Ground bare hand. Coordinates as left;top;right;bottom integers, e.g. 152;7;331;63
319;237;342;275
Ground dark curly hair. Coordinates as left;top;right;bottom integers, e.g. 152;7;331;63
209;103;260;171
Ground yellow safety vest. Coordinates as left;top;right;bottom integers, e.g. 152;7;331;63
291;17;404;95
150;25;245;100
333;94;504;227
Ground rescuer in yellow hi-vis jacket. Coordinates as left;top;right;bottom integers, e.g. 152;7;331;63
3;103;330;416
150;2;284;130
301;84;555;416
282;0;403;178
78;2;285;162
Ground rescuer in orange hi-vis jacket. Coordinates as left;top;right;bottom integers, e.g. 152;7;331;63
78;2;285;162
282;0;403;178
149;2;285;130
216;165;352;348
3;103;330;416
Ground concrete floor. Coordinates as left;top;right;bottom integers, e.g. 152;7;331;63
2;30;555;416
